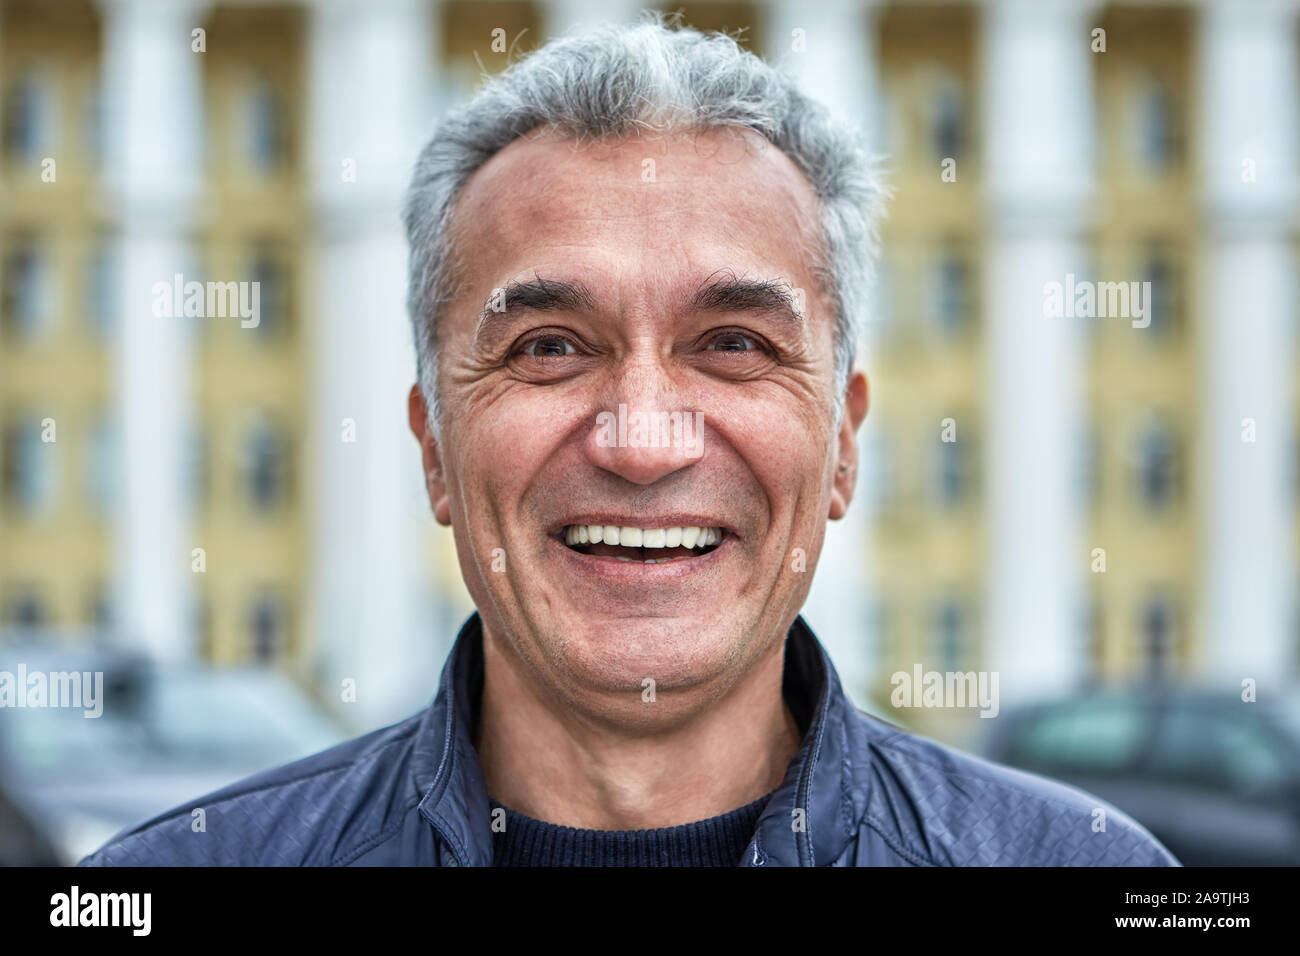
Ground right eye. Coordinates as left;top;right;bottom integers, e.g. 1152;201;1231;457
518;335;578;358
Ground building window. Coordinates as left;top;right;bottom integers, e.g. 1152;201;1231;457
1135;78;1181;173
1140;248;1179;340
926;70;965;161
2;420;53;515
2;71;51;162
930;596;968;672
246;78;287;173
927;246;972;339
5;586;48;629
1140;593;1179;680
248;591;288;662
243;418;290;512
2;239;53;340
1133;418;1181;512
249;247;289;341
933;429;976;508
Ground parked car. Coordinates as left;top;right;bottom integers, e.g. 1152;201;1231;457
982;687;1300;865
0;645;348;865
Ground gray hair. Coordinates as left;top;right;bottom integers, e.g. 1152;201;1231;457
404;12;884;432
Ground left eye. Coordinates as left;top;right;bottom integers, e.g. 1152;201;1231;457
708;332;758;352
522;335;577;357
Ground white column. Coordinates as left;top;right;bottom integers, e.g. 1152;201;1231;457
101;0;204;662
982;0;1094;702
309;0;438;731
762;0;880;136
543;0;645;38
762;1;881;705
1199;0;1299;685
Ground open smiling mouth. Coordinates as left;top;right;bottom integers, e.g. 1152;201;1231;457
562;525;725;564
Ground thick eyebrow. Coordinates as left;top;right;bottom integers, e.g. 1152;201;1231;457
475;270;804;338
476;275;597;333
689;272;804;323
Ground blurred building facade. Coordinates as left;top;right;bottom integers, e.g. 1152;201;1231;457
0;0;1296;740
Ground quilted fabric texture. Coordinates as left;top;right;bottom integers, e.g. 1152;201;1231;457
80;614;1180;867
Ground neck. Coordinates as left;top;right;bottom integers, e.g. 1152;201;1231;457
474;625;803;830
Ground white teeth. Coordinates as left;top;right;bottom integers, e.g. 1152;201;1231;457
562;524;724;554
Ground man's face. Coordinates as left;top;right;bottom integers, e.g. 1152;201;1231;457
410;127;868;720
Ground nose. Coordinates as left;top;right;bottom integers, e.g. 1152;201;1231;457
583;356;706;486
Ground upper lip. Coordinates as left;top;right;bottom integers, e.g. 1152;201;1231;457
549;515;736;538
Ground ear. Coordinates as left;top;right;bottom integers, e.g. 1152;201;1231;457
408;384;452;526
828;370;869;521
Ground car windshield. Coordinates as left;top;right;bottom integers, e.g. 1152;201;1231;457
1;666;343;782
140;671;342;766
1274;695;1300;746
2;704;154;780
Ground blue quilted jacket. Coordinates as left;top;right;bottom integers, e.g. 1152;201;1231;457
81;613;1179;866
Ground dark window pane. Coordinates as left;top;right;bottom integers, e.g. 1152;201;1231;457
7;587;48;629
250;250;289;341
934;433;975;507
2;73;49;162
931;597;966;672
2;421;51;513
244;420;289;512
1141;252;1178;339
247;80;286;172
2;241;51;339
248;592;287;662
1136;80;1180;172
1134;421;1180;511
1140;595;1179;680
932;83;964;160
930;252;970;337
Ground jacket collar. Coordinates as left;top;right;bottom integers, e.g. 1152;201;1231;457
416;612;863;866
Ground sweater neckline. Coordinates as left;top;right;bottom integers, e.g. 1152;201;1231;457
487;789;777;866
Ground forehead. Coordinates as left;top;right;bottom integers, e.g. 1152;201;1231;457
448;127;826;298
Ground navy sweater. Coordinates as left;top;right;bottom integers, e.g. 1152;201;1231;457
488;791;776;866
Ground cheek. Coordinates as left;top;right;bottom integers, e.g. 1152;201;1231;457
449;393;576;526
458;397;547;476
720;396;833;498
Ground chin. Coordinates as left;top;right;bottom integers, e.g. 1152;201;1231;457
537;614;744;694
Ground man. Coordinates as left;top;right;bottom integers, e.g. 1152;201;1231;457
83;17;1176;867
